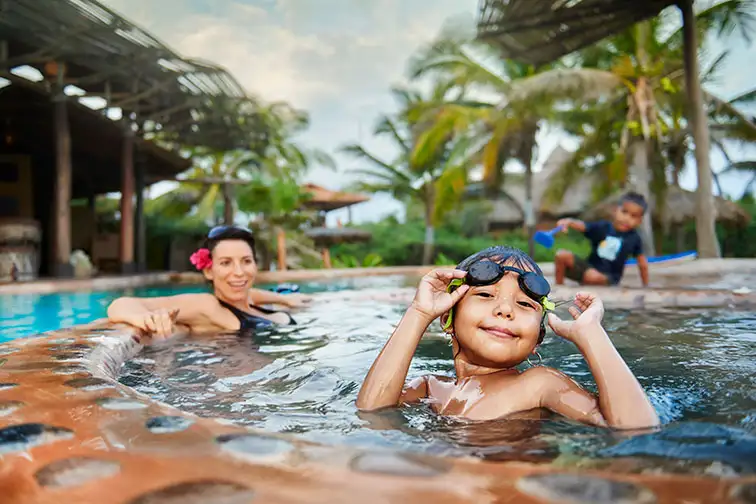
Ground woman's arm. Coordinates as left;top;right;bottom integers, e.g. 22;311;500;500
247;288;311;308
107;293;216;338
355;308;432;411
547;293;660;429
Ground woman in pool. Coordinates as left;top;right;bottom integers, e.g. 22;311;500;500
107;226;311;339
356;246;660;429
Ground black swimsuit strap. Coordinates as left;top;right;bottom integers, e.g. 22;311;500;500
217;298;295;326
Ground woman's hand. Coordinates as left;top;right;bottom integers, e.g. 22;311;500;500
285;293;313;309
130;308;179;340
547;292;604;344
410;268;469;321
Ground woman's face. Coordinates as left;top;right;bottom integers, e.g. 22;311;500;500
203;240;257;302
452;264;544;368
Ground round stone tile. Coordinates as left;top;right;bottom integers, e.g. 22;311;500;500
35;456;120;488
349;452;450;477
64;377;114;391
96;398;148;411
0;400;23;417
128;480;255;504
0;423;75;455
146;416;194;434
216;433;294;459
516;473;656;504
730;483;756;504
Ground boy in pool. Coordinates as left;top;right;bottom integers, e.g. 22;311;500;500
356;246;659;428
554;192;649;286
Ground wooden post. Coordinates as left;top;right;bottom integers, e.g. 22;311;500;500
321;248;332;269
680;0;720;259
52;84;73;277
119;127;135;273
276;227;287;271
134;154;146;272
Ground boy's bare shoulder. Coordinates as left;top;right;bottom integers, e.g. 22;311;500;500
520;366;575;389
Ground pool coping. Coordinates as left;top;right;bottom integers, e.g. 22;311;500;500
0;322;753;503
3;258;756;296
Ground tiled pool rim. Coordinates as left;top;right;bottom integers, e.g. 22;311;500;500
2;289;756;503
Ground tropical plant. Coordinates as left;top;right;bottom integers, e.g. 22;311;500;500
341;84;477;264
506;0;756;255
155;100;334;226
408;36;557;257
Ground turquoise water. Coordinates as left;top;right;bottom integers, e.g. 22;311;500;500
0;275;411;342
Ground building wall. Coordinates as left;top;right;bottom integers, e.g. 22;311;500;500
0;155;34;218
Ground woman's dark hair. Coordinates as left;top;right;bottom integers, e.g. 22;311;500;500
456;245;543;275
203;226;256;257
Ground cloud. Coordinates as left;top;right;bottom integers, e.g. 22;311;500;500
102;0;479;223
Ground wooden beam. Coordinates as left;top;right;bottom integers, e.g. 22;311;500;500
119;127;136;272
276;227;287;271
51;65;73;277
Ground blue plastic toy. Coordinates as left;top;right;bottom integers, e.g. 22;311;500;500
534;227;561;249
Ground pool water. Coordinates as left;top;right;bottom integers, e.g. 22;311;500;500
2;276;755;475
117;287;756;476
0;275;412;341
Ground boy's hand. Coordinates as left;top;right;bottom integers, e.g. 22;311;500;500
411;268;469;321
556;218;572;233
547;292;604;344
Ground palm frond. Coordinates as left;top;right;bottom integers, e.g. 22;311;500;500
507;68;624;105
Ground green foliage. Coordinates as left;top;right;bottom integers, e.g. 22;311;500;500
332;253;384;268
331;215;591;266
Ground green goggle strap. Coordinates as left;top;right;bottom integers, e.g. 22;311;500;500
442;278;465;331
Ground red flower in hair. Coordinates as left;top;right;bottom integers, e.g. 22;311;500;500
189;248;212;270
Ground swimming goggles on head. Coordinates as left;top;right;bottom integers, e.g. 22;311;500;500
208;225;255;240
442;261;555;331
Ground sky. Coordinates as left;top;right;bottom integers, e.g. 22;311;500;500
100;0;756;225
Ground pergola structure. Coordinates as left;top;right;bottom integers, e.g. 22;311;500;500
0;0;264;277
477;0;721;258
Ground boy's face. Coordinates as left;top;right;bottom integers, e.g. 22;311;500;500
452;264;543;368
613;200;645;232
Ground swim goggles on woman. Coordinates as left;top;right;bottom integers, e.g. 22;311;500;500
208;225;255;241
442;261;555;331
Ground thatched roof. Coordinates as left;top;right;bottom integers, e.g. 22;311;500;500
483;145;591;225
304;227;372;246
583;188;751;226
300;184;370;212
477;0;677;66
1;0;258;151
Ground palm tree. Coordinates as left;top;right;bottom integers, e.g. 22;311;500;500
509;0;755;256
407;36;556;257
155;100;334;226
342;85;476;264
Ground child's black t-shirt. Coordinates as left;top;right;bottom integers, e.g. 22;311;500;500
584;220;643;283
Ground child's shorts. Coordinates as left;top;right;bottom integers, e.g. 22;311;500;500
565;257;591;283
566;257;620;285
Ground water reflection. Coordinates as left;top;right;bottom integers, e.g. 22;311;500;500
119;302;756;475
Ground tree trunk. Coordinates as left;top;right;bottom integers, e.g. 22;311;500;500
675;225;686;253
628;138;656;256
422;189;436;265
222;182;234;225
680;0;721;258
524;164;535;258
